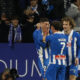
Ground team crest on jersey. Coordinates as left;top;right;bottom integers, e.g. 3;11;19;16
67;42;71;47
70;69;76;73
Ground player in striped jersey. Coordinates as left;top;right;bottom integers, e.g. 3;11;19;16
40;21;67;80
33;18;51;80
62;17;80;80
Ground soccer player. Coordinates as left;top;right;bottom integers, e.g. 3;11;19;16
33;18;51;80
62;17;80;80
40;21;67;80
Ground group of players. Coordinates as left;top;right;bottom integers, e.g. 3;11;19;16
33;17;80;80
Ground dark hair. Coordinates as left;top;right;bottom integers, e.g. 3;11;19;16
10;69;19;78
30;0;37;1
10;16;19;20
39;18;49;23
71;0;77;3
51;21;62;31
62;16;76;29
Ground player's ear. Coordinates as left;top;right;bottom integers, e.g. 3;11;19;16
51;26;54;31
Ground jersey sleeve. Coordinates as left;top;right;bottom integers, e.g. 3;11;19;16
33;30;38;42
37;32;47;48
77;33;80;58
45;35;52;42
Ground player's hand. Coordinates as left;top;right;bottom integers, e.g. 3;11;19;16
36;23;41;29
43;36;46;42
75;58;79;66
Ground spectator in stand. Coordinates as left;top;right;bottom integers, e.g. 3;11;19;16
24;0;45;24
22;14;35;43
52;0;65;20
8;16;22;47
0;68;19;80
0;69;10;80
65;0;80;27
40;0;54;20
45;0;65;20
0;13;10;42
39;0;64;20
6;75;14;80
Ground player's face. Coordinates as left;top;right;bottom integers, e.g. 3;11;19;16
45;22;50;33
44;22;50;28
11;19;19;27
41;21;50;33
63;21;71;32
30;0;37;7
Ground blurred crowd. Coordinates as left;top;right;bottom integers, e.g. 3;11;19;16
0;0;80;43
0;68;19;80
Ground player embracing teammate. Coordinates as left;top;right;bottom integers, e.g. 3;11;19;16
33;17;80;80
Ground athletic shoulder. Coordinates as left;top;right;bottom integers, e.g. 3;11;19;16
73;30;80;37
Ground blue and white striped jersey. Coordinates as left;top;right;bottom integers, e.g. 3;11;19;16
33;29;51;67
64;30;80;66
45;32;67;65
